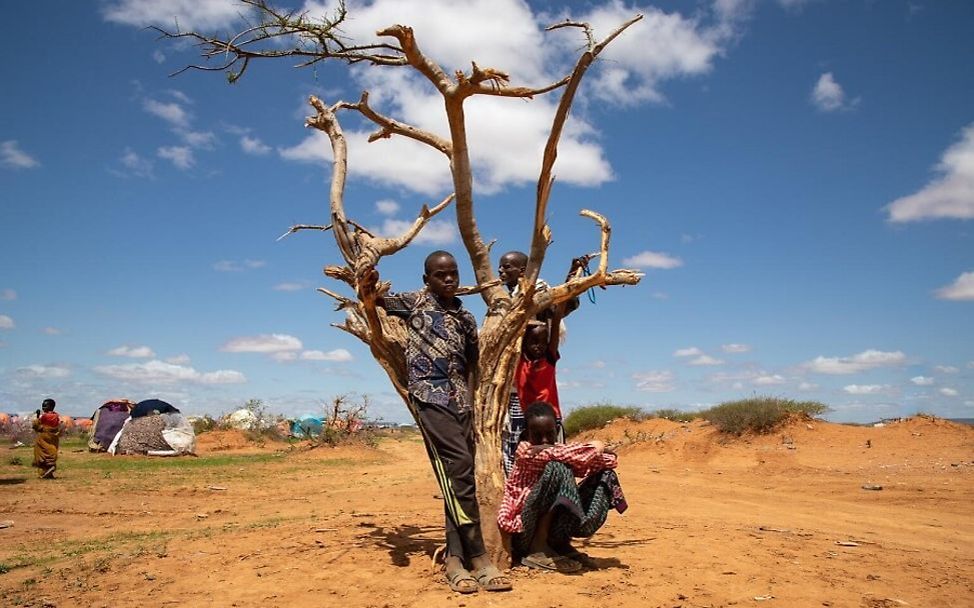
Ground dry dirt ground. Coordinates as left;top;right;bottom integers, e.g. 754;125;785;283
1;417;972;608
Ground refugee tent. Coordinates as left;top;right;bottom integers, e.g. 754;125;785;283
74;418;93;431
88;400;134;452
223;408;258;431
58;415;75;431
0;413;10;427
290;414;324;438
131;399;180;418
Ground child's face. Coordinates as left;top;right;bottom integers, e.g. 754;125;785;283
41;402;54;412
527;415;557;445
498;253;525;288
423;255;459;300
522;324;548;360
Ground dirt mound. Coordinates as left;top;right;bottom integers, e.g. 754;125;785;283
195;430;284;453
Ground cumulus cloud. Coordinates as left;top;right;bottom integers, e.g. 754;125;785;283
910;376;935;386
623;250;683;269
934;271;974;301
166;354;191;365
107;345;156;358
221;334;303;353
273;281;311;292
374;218;457;245
886;123;974;222
143;98;191;129
843;384;887;395
41;327;62;336
375;199;401;216
94;359;246;385
939;387;959;397
213;259;266;272
102;0;246;30
1;140;40;169
721;343;750;353
157;145;195;170
674;347;702;357
301;349;354;362
689;355;724;366
803;349;906;374
633;370;675;392
936;365;959;374
16;365;71;379
810;72;853;112
797;381;818;391
117;148;155;179
0;289;15;301
753;374;785;385
0;314;15;329
240;135;271;155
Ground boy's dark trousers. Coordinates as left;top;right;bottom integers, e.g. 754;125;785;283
412;397;486;561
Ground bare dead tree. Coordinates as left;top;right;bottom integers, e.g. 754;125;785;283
157;0;644;558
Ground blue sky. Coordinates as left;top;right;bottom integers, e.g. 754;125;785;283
1;0;972;423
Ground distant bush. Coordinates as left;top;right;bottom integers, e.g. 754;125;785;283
648;408;699;423
190;415;218;435
700;396;828;435
564;404;644;437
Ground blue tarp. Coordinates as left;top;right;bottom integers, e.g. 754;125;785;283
290;415;324;438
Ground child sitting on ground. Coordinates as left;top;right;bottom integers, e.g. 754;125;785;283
32;398;62;479
497;401;627;572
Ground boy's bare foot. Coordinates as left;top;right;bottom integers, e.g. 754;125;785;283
41;466;56;479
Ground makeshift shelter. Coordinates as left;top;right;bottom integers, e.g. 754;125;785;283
290;414;324;438
223;408;258;431
131;399;180;418
88;400;134;452
111;405;196;456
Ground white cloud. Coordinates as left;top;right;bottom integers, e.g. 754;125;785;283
934;271;974;301
375;218;457;245
0;314;14;330
886;123;974;222
118;148;154;178
939;387;959;397
633;370;675;392
689;355;724;366
721;343;751;353
910;376;935;386
107;344;156;358
753;374;786;385
935;365;959;374
181;130;217;149
152;49;166;64
673;347;702;357
811;72;850;112
94;359;246;385
1;140;40;169
375;199;400;216
301;348;354;362
143;98;190;129
273;282;310;292
0;289;15;301
240;135;271;155
221;333;303;353
166;354;191;365
41;327;62;336
623;250;683;269
844;384;887;395
213;259;267;272
17;365;70;379
271;351;298;362
803;349;907;374
157;145;195;169
797;381;818;391
102;0;246;30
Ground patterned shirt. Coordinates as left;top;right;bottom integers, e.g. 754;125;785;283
497;441;617;533
383;289;479;412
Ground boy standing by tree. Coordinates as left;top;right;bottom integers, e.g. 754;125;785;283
363;251;512;593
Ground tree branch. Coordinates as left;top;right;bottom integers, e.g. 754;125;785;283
337;91;452;156
376;25;453;93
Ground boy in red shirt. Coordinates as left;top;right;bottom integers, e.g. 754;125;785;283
32;398;62;479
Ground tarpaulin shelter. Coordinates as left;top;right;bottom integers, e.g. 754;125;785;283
131;399;180;418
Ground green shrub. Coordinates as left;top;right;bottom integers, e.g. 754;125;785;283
648;408;698;423
563;403;644;437
700;396;828;435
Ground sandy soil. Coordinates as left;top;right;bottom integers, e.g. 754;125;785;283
1;417;972;608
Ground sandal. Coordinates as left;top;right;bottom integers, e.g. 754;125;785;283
520;552;582;573
445;567;478;594
473;564;513;591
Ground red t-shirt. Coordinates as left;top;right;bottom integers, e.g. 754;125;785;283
38;412;60;428
514;352;560;418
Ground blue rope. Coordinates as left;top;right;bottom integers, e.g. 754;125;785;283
581;264;597;304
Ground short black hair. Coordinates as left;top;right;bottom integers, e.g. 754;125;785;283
500;250;528;267
424;250;455;274
41;398;56;409
524;401;556;425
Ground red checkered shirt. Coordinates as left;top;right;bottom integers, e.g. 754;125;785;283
497;441;617;533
